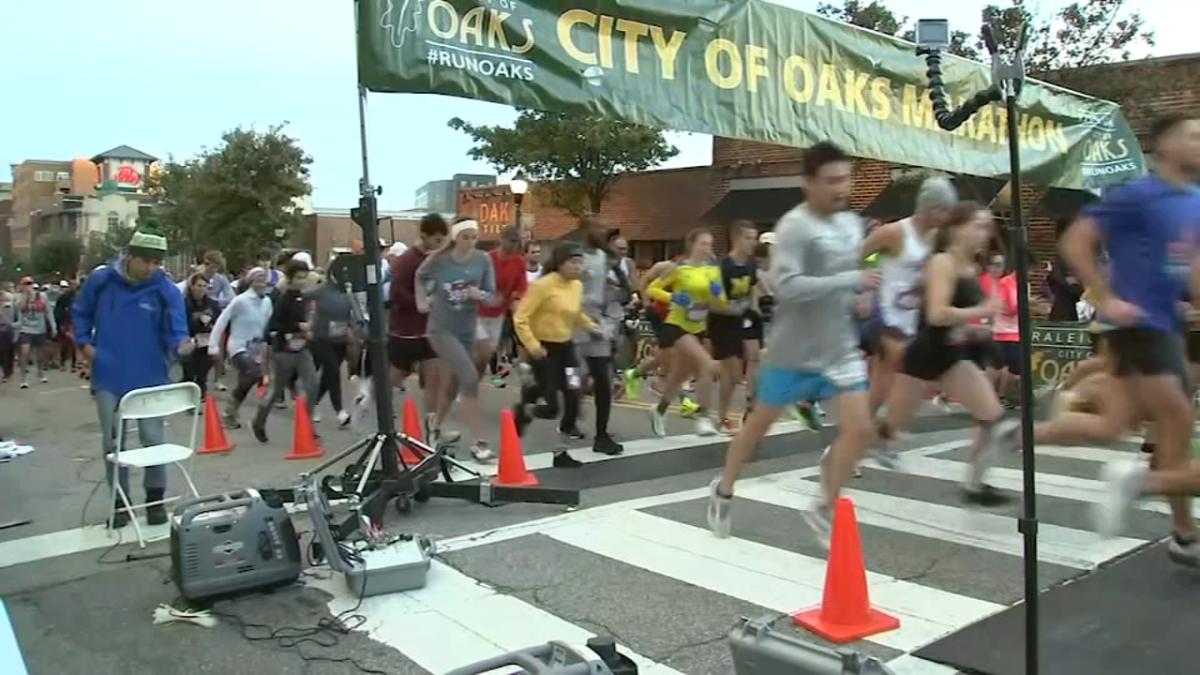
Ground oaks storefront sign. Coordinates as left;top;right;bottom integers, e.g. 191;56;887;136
358;0;1143;190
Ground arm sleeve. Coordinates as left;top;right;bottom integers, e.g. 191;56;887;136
72;276;101;347
208;295;237;355
513;282;544;353
647;268;676;304
772;231;861;304
162;283;189;350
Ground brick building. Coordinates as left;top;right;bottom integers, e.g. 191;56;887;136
457;165;713;268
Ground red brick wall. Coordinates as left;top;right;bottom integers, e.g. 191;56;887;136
457;166;713;249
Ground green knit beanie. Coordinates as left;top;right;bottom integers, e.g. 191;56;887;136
128;219;169;259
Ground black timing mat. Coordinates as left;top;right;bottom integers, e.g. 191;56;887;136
915;542;1200;675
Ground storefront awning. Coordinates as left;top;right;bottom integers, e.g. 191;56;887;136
703;188;804;227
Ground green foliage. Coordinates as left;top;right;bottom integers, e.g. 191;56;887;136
31;234;82;278
449;110;678;216
83;222;135;270
152;124;312;270
818;0;1153;70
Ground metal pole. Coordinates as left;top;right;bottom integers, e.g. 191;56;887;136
1006;92;1039;675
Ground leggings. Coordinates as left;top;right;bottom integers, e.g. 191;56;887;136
520;341;580;431
228;352;263;417
429;331;480;397
181;348;213;399
311;339;348;411
254;350;318;428
586;356;612;436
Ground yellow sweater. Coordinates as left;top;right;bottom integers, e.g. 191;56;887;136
514;272;598;353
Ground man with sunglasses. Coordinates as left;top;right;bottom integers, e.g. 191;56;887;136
73;221;191;529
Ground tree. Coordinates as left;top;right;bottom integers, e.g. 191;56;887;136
449;110;678;216
83;222;135;270
152;124;312;269
817;0;1153;70
32;234;82;278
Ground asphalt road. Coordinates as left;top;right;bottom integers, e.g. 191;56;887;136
0;366;1174;675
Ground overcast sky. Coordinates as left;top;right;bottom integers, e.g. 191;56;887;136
0;1;1189;211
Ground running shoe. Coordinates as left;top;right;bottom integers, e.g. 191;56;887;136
222;413;242;430
490;374;506;388
470;441;495;462
312;410;322;424
813;402;827;419
1167;535;1200;568
649;407;667;437
962;484;1012;507
872;439;902;470
553;451;583;468
39;376;47;384
679;397;700;418
516;362;535;389
718;418;738;436
932;394;952;413
560;427;587;441
593;434;624;456
707;476;732;538
1094;460;1147;538
793;403;820;431
217;383;228;392
251;421;268;444
431;428;462;447
337;410;352;428
802;502;833;550
19;382;28;390
623;369;643;400
696;416;718;437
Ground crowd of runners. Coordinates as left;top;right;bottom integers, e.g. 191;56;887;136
5;115;1200;562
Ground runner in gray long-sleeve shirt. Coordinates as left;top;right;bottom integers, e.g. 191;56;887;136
13;277;56;388
416;219;496;461
706;142;881;549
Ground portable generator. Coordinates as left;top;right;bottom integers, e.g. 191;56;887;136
171;489;302;602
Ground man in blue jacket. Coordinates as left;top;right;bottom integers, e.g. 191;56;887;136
73;221;191;528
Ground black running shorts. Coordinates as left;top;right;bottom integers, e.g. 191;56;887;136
387;336;434;373
708;313;745;361
1106;327;1187;382
659;323;704;349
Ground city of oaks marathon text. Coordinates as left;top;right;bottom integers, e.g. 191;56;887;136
422;1;1072;153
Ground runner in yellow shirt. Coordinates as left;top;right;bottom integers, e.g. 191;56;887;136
646;228;725;436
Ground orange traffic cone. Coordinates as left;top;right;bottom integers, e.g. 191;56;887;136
398;397;423;465
284;396;324;460
492;409;538;487
792;497;899;643
198;395;234;455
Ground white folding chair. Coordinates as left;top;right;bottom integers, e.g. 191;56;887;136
107;382;202;547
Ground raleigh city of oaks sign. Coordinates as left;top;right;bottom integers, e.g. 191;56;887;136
358;0;1144;191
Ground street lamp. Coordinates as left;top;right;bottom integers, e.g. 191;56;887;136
510;171;529;233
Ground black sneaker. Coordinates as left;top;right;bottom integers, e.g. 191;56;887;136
512;405;530;438
553;452;583;468
559;427;587;441
109;501;130;529
593;434;624;456
963;484;1012;507
252;422;268;443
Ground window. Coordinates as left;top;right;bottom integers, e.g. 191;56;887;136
33;171;54;182
107;212;120;230
55;171;70;182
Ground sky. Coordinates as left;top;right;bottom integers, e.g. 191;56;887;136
0;0;1190;211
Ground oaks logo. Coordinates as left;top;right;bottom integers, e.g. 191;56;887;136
380;0;536;82
1079;111;1138;182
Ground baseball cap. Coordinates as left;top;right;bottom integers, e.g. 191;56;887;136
758;231;778;245
387;242;408;257
59;280;70;288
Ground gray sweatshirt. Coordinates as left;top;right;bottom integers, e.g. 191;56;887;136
415;249;496;341
209;290;273;358
762;204;864;375
13;292;56;337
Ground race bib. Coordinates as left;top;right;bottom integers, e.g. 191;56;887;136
686;305;709;323
195;333;211;348
328;321;348;338
726;297;751;314
894;287;922;310
287;336;307;351
743;317;753;329
565;367;581;390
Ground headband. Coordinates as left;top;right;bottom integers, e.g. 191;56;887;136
451;220;479;239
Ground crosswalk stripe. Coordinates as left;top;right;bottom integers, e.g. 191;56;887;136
736;480;1143;570
1034;444;1143;465
310;561;683;674
543;510;1003;653
450;421;811;477
880;455;1183;517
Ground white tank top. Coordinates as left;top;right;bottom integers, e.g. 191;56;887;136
878;218;930;337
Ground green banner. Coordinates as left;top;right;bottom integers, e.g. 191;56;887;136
357;0;1144;190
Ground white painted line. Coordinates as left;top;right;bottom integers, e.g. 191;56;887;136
887;653;961;674
438;466;824;555
737;480;1143;570
0;600;28;675
544;510;1003;653
451;421;812;477
1034;444;1142;464
309;561;683;674
881;455;1185;517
